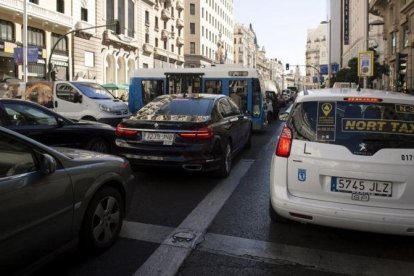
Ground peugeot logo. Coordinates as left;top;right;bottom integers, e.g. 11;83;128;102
154;123;159;129
359;143;367;152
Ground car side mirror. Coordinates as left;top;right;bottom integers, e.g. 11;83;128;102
74;93;83;103
57;117;65;127
40;153;57;175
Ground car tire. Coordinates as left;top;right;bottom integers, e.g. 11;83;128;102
245;128;252;149
269;200;288;223
80;186;124;251
215;141;232;178
87;138;110;153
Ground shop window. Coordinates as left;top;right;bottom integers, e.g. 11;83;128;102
0;20;14;42
28;62;46;80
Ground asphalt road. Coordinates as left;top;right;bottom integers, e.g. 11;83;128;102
35;120;414;276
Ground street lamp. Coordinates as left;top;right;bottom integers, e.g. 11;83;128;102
321;20;331;88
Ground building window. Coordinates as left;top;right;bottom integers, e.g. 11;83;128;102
164;40;167;50
51;33;68;55
145;11;150;25
81;8;88;21
27;27;44;48
56;0;64;13
190;3;195;15
143;63;149;68
155;38;158;47
164;20;167;29
171;44;174;52
128;0;135;37
0;20;14;42
190;23;195;34
403;25;410;48
171;7;174;18
391;31;396;54
118;0;125;35
145;33;149;43
107;0;114;31
155;16;159;30
29;0;38;3
190;42;195;54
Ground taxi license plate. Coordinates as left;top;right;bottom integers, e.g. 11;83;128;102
142;132;174;145
331;177;392;197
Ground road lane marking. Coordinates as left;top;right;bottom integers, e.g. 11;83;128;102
132;159;254;276
122;222;414;276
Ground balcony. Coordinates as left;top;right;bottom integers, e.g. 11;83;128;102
161;29;170;41
161;8;171;20
143;43;154;54
75;21;95;35
176;18;184;28
0;0;72;28
176;36;184;46
142;0;156;5
154;47;168;57
176;0;184;10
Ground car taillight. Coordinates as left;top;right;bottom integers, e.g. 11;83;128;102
179;127;214;139
115;123;138;137
275;126;292;157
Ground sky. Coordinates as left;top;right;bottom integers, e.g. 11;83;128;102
234;0;327;72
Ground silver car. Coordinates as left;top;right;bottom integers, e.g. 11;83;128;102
0;126;134;274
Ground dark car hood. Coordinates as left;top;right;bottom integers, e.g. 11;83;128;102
53;147;120;161
72;120;116;129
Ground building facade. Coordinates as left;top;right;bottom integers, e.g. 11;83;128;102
342;0;384;68
184;0;234;67
0;0;73;81
370;0;413;92
305;24;328;89
233;23;256;67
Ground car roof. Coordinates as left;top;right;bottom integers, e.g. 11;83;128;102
296;88;414;104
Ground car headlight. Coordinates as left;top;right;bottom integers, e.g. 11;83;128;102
99;104;112;112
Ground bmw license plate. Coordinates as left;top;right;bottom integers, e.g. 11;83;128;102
142;132;174;145
331;177;392;197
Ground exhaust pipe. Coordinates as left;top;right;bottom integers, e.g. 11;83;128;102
182;164;203;171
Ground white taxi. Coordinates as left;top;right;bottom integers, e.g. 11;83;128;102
270;88;414;235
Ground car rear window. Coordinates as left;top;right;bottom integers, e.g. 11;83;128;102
288;101;414;155
138;97;213;116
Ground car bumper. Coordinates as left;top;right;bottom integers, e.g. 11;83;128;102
115;139;221;172
98;116;128;127
270;185;414;236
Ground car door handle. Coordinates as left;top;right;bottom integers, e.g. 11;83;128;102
229;118;238;122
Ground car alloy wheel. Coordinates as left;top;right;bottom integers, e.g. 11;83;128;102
80;187;124;250
88;138;110;153
215;142;232;178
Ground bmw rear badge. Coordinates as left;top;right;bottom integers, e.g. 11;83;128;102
298;169;306;182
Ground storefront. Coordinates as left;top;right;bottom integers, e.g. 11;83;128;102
0;41;16;79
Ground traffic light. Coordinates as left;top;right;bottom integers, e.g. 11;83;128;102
397;52;408;74
396;52;408;92
285;63;290;70
114;20;121;35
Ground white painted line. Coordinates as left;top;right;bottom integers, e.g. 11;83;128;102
133;159;254;276
122;222;414;276
200;233;414;276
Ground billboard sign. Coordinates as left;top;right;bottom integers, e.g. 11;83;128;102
14;47;38;64
358;51;374;77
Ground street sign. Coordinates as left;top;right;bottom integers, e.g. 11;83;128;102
358;51;374;77
14;47;38;64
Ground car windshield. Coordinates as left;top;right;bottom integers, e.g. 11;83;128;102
137;97;213;116
289;101;414;155
72;83;114;100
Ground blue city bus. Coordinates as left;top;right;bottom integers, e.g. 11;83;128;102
128;66;268;130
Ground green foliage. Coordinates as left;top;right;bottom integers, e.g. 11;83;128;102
329;52;389;88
